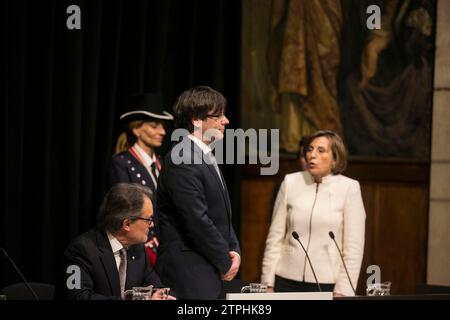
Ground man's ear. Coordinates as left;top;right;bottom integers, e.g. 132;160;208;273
192;119;202;129
122;218;132;231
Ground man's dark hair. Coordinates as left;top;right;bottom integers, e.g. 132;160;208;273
96;183;152;233
173;85;227;133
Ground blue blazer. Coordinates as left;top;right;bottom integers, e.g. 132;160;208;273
155;138;240;299
62;229;162;300
110;151;157;194
110;150;160;238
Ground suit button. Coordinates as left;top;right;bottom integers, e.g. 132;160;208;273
142;180;146;185
131;167;135;171
137;173;141;178
127;160;131;164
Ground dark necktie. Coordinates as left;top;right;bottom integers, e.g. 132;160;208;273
119;248;127;299
151;162;158;180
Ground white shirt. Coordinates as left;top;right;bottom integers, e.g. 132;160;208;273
187;135;223;188
133;143;158;177
107;232;125;271
187;134;212;155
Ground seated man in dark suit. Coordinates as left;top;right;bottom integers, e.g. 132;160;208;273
63;183;174;300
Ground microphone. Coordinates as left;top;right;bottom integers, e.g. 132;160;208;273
0;247;40;300
291;231;322;292
328;231;356;295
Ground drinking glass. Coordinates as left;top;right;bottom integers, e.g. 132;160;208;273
240;283;268;293
124;285;154;300
366;281;391;296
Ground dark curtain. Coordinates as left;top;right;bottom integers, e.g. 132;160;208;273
0;0;241;288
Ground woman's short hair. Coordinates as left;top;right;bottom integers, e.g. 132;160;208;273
173;85;227;133
307;130;348;174
96;183;153;233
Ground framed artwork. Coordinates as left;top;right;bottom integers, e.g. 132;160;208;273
242;0;435;161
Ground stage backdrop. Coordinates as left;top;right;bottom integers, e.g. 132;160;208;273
1;0;241;289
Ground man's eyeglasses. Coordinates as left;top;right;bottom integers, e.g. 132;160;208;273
133;216;154;224
206;113;226;120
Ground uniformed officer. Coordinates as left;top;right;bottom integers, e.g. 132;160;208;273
110;93;173;267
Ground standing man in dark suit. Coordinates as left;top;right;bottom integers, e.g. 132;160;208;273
110;93;174;267
63;183;172;300
156;86;241;299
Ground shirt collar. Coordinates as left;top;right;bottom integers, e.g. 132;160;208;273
107;231;124;254
133;143;156;167
187;134;212;155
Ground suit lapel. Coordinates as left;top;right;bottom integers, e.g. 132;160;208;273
125;245;142;289
205;160;225;191
219;170;232;216
189;140;232;219
97;232;121;297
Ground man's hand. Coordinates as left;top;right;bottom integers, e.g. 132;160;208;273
222;251;241;281
151;288;177;300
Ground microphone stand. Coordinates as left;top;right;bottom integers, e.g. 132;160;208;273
0;247;40;300
328;232;356;295
291;232;322;292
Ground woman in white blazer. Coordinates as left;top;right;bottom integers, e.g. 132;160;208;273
261;130;366;296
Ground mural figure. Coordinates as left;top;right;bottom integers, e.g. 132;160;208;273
340;0;434;158
268;0;343;152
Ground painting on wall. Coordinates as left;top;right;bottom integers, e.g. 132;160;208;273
241;0;436;161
